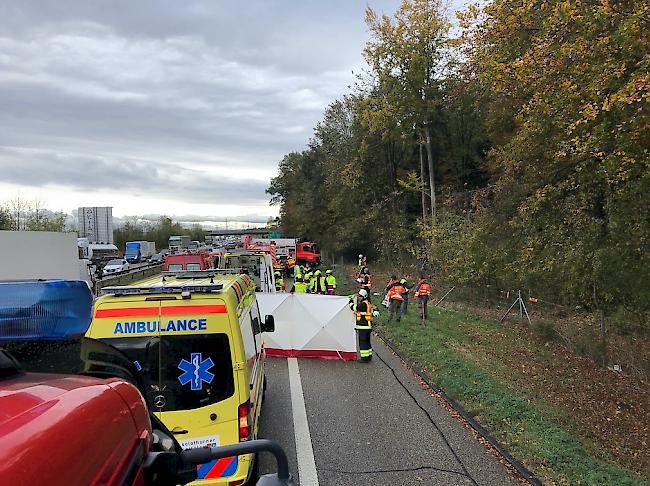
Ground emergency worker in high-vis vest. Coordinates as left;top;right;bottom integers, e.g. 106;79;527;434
304;271;313;293
386;280;407;322
291;277;308;294
350;288;377;362
325;270;337;295
312;269;326;294
274;271;284;292
413;276;432;319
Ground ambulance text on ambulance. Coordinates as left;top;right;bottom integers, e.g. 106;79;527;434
113;318;208;334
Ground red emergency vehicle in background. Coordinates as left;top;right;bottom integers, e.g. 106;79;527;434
0;280;294;486
296;242;320;265
163;252;213;271
242;235;320;267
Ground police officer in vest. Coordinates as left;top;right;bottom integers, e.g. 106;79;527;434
350;289;378;362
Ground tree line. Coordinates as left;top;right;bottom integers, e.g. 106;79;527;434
267;0;649;322
0;198;67;232
113;217;206;252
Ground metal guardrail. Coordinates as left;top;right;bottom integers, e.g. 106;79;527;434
95;263;163;294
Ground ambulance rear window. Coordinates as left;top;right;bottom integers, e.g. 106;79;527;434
103;334;235;412
168;264;183;271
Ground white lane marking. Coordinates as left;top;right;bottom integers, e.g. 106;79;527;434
288;357;320;486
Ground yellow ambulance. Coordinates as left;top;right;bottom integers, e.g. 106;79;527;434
86;272;274;485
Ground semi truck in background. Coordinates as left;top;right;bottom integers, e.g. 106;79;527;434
0;231;94;287
124;241;156;263
77;238;119;264
168;235;191;251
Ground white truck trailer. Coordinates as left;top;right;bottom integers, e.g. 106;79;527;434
0;231;94;287
124;241;156;262
77;238;119;263
168;235;191;251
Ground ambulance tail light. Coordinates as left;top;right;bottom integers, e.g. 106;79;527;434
238;400;251;441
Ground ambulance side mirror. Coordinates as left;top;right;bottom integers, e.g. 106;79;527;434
263;315;275;333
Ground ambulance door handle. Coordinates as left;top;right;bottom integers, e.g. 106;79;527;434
172;427;189;435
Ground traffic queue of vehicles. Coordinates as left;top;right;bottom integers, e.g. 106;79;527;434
0;232;317;485
0;278;292;486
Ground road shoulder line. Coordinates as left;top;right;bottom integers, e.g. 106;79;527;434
288;357;320;486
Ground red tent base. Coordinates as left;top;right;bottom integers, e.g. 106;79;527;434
265;348;357;361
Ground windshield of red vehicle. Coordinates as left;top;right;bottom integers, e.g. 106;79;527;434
101;334;235;412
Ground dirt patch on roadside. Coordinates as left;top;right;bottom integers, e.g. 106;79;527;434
464;324;650;475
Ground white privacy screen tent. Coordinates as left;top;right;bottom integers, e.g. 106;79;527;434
257;293;358;360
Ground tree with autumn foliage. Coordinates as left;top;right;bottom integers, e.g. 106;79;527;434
269;0;649;327
363;0;451;222
456;0;650;316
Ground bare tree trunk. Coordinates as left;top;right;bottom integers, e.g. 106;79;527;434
424;126;436;223
419;142;427;220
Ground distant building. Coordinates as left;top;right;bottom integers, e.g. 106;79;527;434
77;207;113;243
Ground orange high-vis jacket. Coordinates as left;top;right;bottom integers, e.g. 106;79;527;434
387;284;406;301
414;281;431;298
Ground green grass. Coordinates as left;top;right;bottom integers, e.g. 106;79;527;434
374;306;647;486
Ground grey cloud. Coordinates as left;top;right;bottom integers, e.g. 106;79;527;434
0;0;405;212
0;146;267;204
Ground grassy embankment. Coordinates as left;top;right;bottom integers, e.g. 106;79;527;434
335;268;647;485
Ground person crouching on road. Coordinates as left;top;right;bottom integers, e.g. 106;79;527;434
290;277;308;294
349;289;378;362
386;279;407;322
325;269;337;295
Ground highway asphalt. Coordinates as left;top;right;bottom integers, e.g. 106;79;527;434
258;336;516;486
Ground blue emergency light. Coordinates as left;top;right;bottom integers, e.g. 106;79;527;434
0;280;93;340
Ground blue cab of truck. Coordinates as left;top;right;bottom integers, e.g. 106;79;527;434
125;242;143;263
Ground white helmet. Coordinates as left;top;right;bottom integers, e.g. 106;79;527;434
359;254;363;258
358;289;368;298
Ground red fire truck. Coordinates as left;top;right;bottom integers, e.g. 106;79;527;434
0;280;293;486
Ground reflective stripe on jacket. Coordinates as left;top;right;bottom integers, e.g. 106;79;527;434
415;281;431;297
353;300;372;330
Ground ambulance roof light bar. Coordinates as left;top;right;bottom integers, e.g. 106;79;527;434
100;284;224;296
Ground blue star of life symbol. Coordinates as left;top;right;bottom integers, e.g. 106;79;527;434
178;353;215;391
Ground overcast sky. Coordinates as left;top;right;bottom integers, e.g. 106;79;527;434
0;0;463;220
